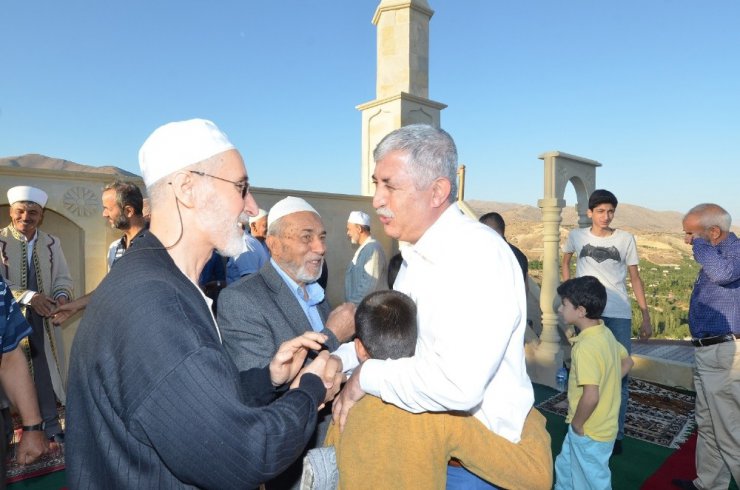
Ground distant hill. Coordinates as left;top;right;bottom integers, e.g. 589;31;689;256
0;154;137;177
465;199;736;268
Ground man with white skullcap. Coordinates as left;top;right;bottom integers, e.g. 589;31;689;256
0;185;73;442
344;210;388;304
226;208;270;284
219;196;356;488
66;119;342;488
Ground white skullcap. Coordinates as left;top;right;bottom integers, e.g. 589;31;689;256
268;197;320;228
348;211;371;226
138;118;236;187
249;208;268;225
7;186;48;208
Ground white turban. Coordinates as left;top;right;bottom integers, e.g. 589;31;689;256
138;118;236;187
348;211;371;226
249;208;268;225
7;186;48;208
268;197;320;228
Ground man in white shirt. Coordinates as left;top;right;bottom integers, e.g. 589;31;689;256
344;210;387;305
333;124;540;489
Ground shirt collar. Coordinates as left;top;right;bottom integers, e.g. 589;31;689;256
570;321;607;344
10;226;37;243
401;203;461;265
270;258;325;306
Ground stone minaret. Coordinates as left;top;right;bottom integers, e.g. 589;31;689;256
358;0;447;196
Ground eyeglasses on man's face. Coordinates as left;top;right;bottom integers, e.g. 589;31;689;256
190;170;250;199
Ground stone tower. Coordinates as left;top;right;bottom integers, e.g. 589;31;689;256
358;0;447;196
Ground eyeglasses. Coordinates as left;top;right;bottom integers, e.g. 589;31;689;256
189;171;250;199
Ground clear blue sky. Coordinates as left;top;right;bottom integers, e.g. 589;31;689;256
2;1;739;220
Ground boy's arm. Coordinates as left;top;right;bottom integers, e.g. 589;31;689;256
621;355;634;378
628;265;652;339
570;384;599;436
561;252;573;281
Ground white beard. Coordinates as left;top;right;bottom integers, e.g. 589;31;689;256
197;192;244;257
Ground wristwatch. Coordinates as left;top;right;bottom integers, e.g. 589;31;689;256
21;423;45;432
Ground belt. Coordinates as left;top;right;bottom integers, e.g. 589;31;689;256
691;333;739;347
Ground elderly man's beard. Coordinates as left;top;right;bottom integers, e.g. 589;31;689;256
284;255;324;284
196;192;245;258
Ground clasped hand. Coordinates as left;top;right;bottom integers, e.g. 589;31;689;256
268;332;345;407
29;293;57;317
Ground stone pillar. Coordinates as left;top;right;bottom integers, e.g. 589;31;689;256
532;197;566;386
358;0;447;196
527;151;601;388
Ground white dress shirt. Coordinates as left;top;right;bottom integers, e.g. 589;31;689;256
359;204;534;443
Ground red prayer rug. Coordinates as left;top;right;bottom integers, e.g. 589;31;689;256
5;404;65;484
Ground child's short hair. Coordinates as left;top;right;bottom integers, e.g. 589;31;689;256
557;276;607;319
588;189;618;210
355;290;417;360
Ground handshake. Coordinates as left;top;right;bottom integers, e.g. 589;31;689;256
267;302;356;407
268;331;346;407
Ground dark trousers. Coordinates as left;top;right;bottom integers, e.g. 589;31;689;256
25;311;61;438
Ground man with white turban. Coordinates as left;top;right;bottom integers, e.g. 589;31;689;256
0;185;73;442
66;119;342;488
344;210;388;304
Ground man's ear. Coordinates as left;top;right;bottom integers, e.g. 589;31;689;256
169;171;197;209
576;305;587;318
265;234;278;256
430;178;452;208
707;225;722;243
354;337;370;362
123;205;135;218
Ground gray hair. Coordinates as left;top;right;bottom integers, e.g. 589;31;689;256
146;153;228;210
685;203;732;232
267;217;288;238
373;124;458;203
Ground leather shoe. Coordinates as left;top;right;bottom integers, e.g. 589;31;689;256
671;479;698;489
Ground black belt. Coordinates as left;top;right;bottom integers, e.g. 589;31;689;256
691;333;739;347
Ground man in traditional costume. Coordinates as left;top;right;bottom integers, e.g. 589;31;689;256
0;185;73;441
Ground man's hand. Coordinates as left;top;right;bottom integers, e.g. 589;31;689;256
269;332;327;387
16;430;48;465
331;362;366;432
571;422;585;436
51;295;89;325
290;351;343;408
325;303;356;343
321;355;345;399
29;293;56;317
638;315;653;340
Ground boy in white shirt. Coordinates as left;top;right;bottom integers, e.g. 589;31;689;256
561;189;652;455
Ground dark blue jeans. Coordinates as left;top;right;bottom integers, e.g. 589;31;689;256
602;316;632;440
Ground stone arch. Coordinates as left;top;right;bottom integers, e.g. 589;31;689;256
527;151;601;388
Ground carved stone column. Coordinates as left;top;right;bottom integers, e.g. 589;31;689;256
527;151;601;388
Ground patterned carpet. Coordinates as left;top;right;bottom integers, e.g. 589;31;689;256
537;378;695;448
5;405;65;484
